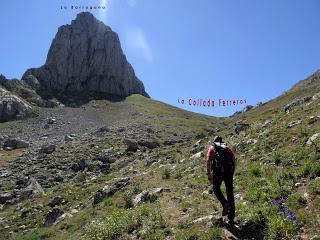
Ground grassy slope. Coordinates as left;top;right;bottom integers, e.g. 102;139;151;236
2;72;320;240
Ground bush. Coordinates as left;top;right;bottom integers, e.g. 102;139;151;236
246;185;268;202
84;209;140;240
162;168;171;180
293;146;310;162
300;160;320;178
206;227;223;240
265;211;298;240
249;163;261;176
123;191;134;209
85;204;166;240
308;178;320;195
273;152;283;165
9;229;54;240
287;193;307;209
195;132;206;140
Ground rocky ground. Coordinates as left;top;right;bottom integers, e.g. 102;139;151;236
0;71;320;240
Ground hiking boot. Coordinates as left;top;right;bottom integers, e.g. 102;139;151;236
222;203;230;216
226;219;235;226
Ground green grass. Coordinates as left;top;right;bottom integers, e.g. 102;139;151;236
2;73;320;239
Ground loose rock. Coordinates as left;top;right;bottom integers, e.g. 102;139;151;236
49;196;67;208
124;139;138;152
43;208;64;227
306;133;319;146
39;144;56;154
93;177;132;205
287;120;302;128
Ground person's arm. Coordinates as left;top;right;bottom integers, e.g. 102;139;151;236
206;146;214;183
206;155;212;175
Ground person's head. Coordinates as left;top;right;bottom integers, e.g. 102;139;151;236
213;136;223;143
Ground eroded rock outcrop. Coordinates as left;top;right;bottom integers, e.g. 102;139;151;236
22;12;149;102
0;87;34;122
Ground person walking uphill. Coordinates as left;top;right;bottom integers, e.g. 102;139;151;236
207;136;236;225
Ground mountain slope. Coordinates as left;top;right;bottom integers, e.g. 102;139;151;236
0;72;319;240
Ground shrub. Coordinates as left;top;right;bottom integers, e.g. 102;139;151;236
162;167;171;180
249;163;261;176
123;191;134;209
308;178;320;195
265;210;298;240
9;229;54;240
206;227;223;240
300;160;320;178
287;193;307;209
84;209;140;240
195;132;206;140
293;146;310;162
246;185;268;202
273;152;282;165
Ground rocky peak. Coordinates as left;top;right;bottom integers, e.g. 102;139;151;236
22;12;149;103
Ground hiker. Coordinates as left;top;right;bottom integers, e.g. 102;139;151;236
207;136;236;224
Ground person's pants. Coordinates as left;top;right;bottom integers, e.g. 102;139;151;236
212;168;235;220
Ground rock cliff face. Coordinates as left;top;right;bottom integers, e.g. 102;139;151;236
22;12;149;102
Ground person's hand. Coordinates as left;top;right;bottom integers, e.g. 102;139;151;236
207;174;213;184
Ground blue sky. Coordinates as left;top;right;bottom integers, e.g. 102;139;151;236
0;0;319;116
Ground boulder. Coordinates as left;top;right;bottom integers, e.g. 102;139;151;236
242;105;254;113
99;148;114;163
283;96;312;113
47;117;56;124
235;121;250;134
294;182;303;188
94;126;110;136
124;139;138;152
287;120;302;128
190;151;204;159
306;133;319;146
163;139;180;146
234;193;243;201
54;174;64;182
313;92;320;100
93;177;132;205
15;176;30;189
71;159;88;172
133;188;170;207
191;139;204;154
133;190;152;206
308;116;320;125
64;135;75;142
19;178;45;200
73;172;87;183
145;158;158;166
39;144;56;154
49;196;67;208
138;139;160;149
193;215;215;223
100;163;111;174
0;193;15;204
16;140;30;149
43;207;64;227
3;138;30;149
246;139;257;145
